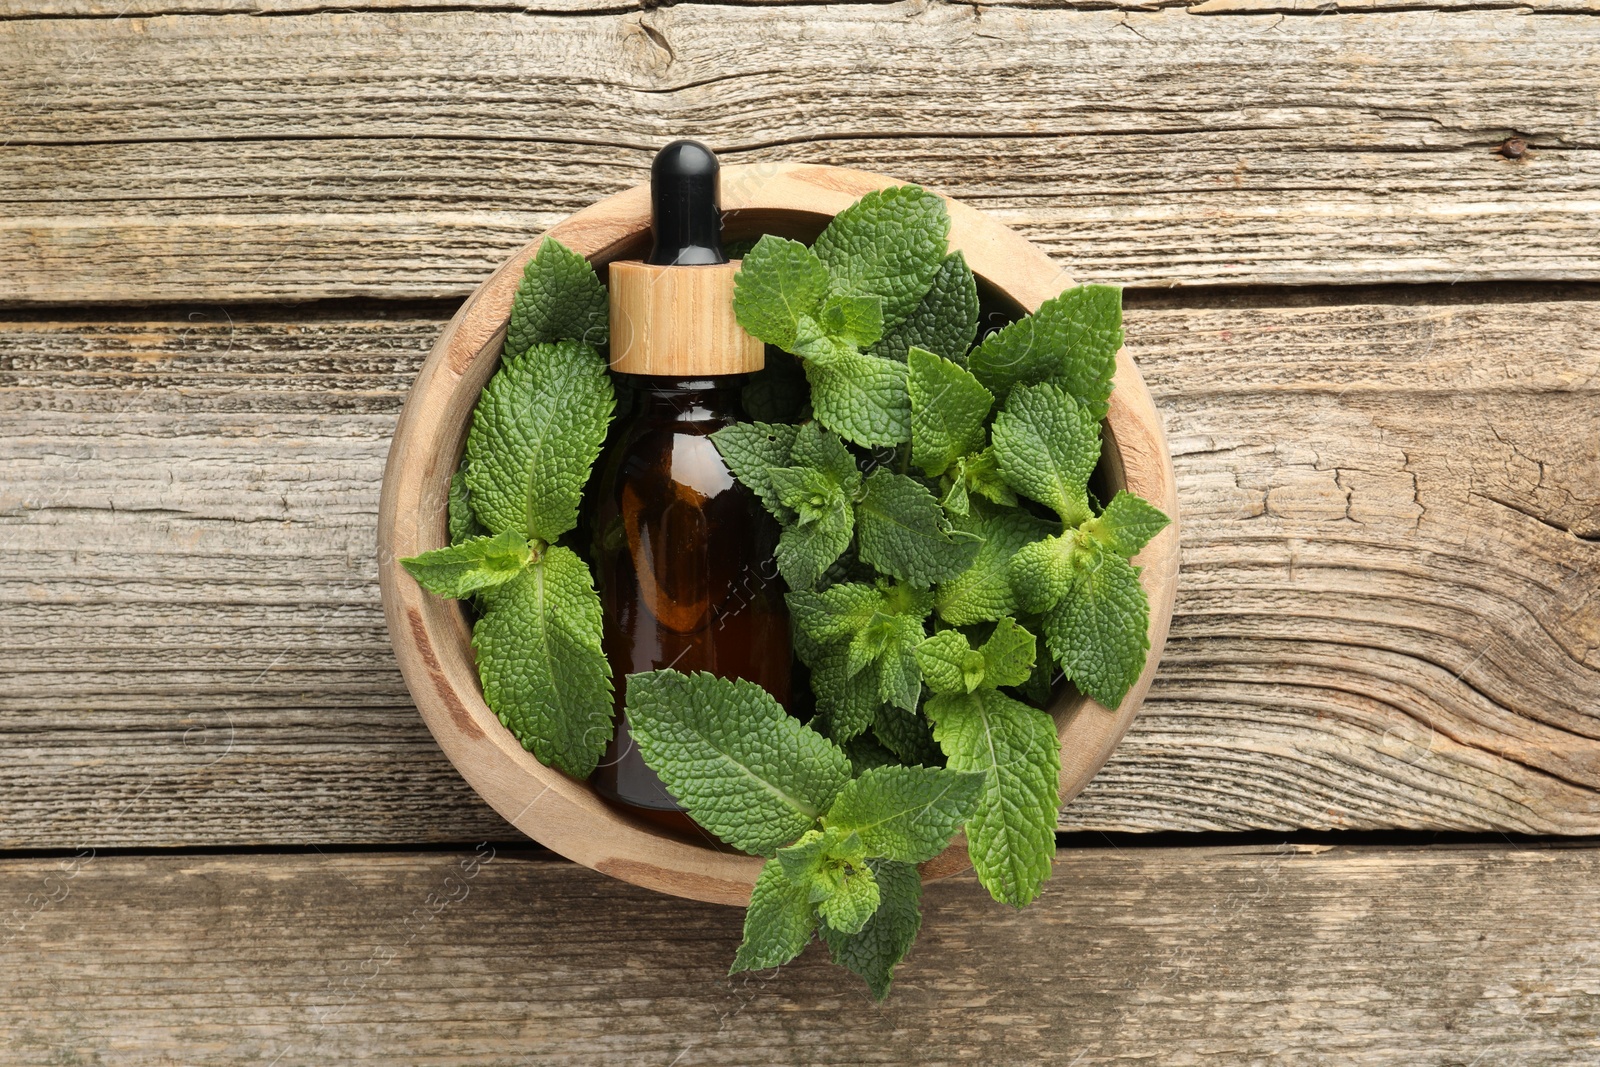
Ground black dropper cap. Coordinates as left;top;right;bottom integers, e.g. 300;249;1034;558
645;140;726;267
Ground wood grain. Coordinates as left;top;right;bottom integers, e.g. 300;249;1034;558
5;844;1600;1064
2;6;1596;303
1;288;1594;846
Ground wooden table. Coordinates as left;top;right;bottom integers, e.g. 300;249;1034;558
3;4;1597;1062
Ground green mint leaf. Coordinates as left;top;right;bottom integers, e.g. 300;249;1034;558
1042;544;1151;708
907;346;994;478
448;468;487;544
820;293;885;349
788;582;885;647
845;610;926;712
967;284;1122;416
624;669;851;856
505;238;609;358
1008;534;1076;615
868;252;979;365
770;466;847;526
873;703;944;767
812;185;951;329
934;501;1055;626
731;857;816;973
939;476;970;518
824;764;984;864
991;382;1100;528
913;630;986;695
732;235;830;352
820;857;923;1001
711;422;801;523
925;688;1059;907
471;545;613;778
777;826;866;898
806;350;911;448
856;469;983;587
803;644;882;743
789;421;860;488
979;617;1038;690
465;340;615;542
401;531;530;599
776;511;854;592
1083;490;1171;558
957;447;1017;509
816;863;880;936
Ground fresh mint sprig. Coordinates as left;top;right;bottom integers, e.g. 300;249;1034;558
624;668;981;997
400;239;617;779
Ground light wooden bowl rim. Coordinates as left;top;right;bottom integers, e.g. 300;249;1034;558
377;162;1180;907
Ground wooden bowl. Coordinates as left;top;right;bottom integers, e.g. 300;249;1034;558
377;163;1180;907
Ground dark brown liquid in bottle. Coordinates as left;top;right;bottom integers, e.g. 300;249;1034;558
588;376;792;840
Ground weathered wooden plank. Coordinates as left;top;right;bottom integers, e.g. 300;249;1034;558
3;844;1599;1064
2;6;1596;303
1;290;1595;846
9;0;1595;16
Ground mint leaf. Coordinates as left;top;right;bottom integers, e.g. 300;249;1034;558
846;609;927;712
791;581;932;730
979;617;1038;690
624;669;850;856
820;857;922;1001
789;420;859;486
804;645;882;743
907;346;993;478
820;293;885;349
955;447;1016;509
401;531;530;599
913;630;986;695
1042;544;1151;708
731;857;816;973
1083;490;1171;558
925;688;1059;907
471;545;613;778
788;582;884;646
873;704;944;767
776;513;855;595
777;825;865;898
869;252;979;365
914;618;1036;698
806;350;911;448
991;382;1100;528
771;465;848;527
505;238;609;357
967;284;1122;415
935;501;1054;626
1008;534;1076;615
824;764;983;864
711;422;801;523
812;185;951;329
448;468;486;544
465;340;615;542
856;469;983;587
732;235;831;352
816;863;881;936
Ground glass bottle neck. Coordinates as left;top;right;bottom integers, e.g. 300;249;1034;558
625;376;747;422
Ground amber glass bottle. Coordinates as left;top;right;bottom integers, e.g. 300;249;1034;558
587;378;791;820
586;140;792;831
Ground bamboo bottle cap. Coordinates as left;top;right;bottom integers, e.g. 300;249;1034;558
607;260;764;377
607;140;764;378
